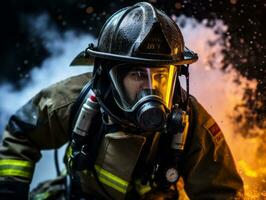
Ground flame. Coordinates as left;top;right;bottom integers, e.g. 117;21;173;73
237;157;266;199
238;160;258;178
174;17;266;200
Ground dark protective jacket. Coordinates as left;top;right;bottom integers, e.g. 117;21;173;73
0;72;244;199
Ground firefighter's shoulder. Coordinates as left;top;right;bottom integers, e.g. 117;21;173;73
189;95;224;147
36;72;92;112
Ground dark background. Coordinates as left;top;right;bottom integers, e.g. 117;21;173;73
0;0;265;146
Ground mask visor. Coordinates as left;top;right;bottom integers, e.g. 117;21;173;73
109;64;178;111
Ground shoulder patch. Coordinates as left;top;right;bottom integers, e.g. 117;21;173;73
203;118;224;146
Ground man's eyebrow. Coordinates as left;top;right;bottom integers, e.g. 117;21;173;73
152;68;168;73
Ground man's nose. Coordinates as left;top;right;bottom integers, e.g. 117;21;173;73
140;80;159;91
139;79;150;90
151;77;159;90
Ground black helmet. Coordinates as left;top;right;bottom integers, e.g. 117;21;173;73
71;2;197;66
71;2;198;132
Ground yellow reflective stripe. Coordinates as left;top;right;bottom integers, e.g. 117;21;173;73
98;176;127;194
66;145;72;158
95;165;128;193
95;165;128;186
138;185;151;196
0;159;34;179
33;192;50;200
0;168;31;178
135;179;152;195
0;159;33;168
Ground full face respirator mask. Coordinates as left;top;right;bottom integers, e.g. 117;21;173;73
109;63;178;132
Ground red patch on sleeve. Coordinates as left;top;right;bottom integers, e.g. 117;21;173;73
204;118;224;146
209;123;221;137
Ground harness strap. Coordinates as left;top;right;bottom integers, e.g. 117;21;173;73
68;80;93;138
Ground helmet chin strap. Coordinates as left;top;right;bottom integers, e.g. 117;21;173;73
185;65;190;111
180;64;190;112
93;79;140;132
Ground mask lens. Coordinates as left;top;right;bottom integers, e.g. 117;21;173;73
109;64;177;111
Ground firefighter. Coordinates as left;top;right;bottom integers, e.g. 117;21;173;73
0;2;244;200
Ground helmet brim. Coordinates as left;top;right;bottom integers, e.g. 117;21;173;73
69;51;95;66
70;44;198;67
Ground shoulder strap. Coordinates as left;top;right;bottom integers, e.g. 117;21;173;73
68;80;93;137
66;81;115;200
55;81;94;176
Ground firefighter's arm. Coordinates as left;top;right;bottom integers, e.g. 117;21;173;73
0;73;91;199
180;97;244;200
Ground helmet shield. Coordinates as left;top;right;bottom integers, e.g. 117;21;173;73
109;64;178;111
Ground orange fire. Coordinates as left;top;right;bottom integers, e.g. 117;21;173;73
177;67;266;200
176;18;266;199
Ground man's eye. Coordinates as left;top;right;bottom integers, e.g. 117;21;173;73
130;71;148;80
154;74;167;81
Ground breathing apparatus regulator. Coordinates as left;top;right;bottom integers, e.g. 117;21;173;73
68;1;198;198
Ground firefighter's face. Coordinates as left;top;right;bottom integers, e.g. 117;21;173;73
123;67;168;103
109;64;177;109
123;67;149;103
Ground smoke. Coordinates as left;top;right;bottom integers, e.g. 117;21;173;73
0;14;94;188
0;13;263;196
0;14;94;131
